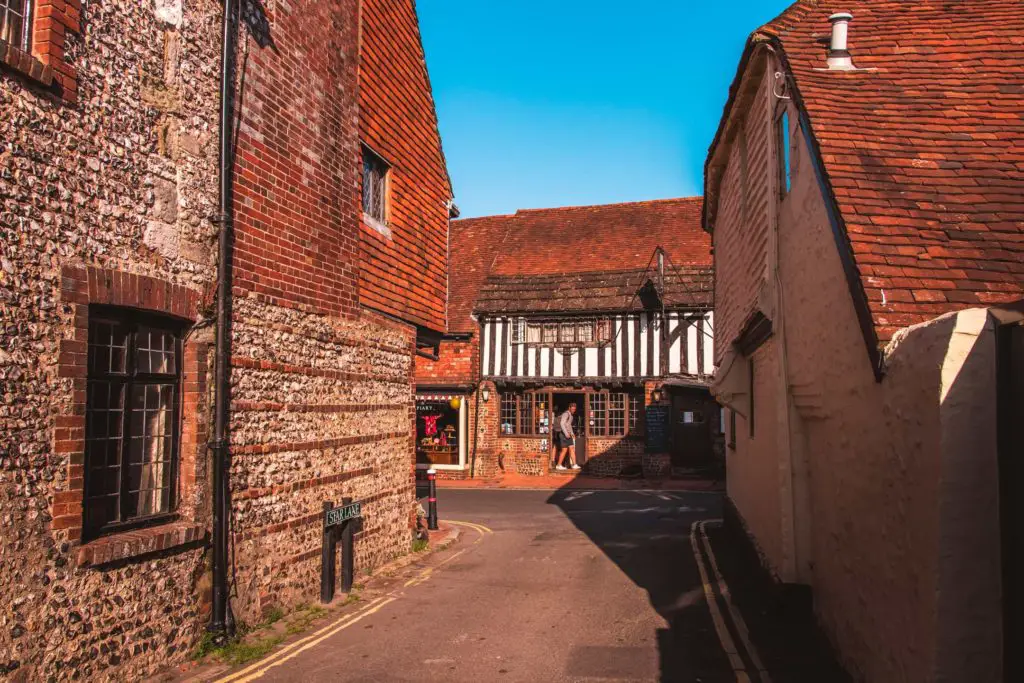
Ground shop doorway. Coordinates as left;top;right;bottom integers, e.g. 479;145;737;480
669;389;714;467
552;393;586;465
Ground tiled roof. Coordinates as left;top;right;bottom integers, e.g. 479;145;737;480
449;198;711;325
476;268;713;316
447;214;514;333
760;0;1024;341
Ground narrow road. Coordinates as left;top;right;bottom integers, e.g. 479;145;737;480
225;489;738;682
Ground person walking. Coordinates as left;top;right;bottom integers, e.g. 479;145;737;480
554;403;581;471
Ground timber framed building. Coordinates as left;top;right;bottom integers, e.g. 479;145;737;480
416;198;721;479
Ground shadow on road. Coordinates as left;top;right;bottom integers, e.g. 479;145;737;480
546;479;734;683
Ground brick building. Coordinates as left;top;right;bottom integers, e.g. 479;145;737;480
0;0;450;679
704;2;1023;681
416;199;720;480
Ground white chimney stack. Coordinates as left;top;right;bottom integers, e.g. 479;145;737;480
827;12;855;70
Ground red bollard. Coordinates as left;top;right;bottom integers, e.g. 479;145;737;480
427;468;439;531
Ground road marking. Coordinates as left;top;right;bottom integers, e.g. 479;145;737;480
691;520;750;681
446;519;494;535
214;524;486;681
404;548;467;587
690;520;772;683
564;490;595;501
698;520;772;683
229;597;398;682
213;597;390;683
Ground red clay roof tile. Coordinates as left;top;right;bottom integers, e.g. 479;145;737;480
762;0;1024;341
448;198;711;331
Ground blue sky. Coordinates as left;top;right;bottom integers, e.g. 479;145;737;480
418;0;793;218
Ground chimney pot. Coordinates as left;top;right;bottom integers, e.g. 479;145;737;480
827;12;855;71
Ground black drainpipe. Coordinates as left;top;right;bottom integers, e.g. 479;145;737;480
210;0;238;640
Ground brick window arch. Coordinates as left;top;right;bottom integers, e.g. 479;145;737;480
0;0;80;101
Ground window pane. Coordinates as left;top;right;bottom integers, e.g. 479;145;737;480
526;323;542;344
521;394;534;435
577;321;593;344
590;394;606;436
779;111;792;194
89;319;129;375
135;327;176;375
559;322;574;344
542;324;558;344
362;147;389;223
85;380;126;530
127;383;175;518
609;393;626;436
0;1;28;49
500;393;517;435
629;394;642;431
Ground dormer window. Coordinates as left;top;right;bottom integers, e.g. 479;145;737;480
362;145;391;233
0;0;32;51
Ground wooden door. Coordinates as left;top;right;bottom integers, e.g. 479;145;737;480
670;391;713;467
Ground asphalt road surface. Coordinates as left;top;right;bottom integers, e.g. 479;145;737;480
247;488;734;682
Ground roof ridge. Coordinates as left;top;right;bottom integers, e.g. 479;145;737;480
513;196;702;215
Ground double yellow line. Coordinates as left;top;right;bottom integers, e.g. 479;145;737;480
213;596;396;683
446;519;493;536
691;519;772;683
214;520;493;682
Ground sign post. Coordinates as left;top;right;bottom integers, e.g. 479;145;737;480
427;469;439;531
321;497;362;603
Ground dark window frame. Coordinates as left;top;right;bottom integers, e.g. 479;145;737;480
361;144;391;226
84;306;185;540
0;0;32;52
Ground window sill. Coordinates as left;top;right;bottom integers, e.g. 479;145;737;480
362;213;392;238
416;463;466;471
77;522;208;567
0;40;55;88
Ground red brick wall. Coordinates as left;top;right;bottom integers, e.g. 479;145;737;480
415;337;478;384
359;0;451;333
233;0;362;319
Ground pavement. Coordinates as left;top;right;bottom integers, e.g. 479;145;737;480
193;488;776;683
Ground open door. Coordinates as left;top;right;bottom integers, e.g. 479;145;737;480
998;322;1023;682
553;393;586;465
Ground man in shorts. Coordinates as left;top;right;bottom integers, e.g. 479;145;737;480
554;403;581;471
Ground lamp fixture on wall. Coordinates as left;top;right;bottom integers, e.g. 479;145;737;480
481;388;490;402
652;389;663;403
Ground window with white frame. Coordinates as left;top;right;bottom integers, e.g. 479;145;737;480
0;0;32;51
509;318;612;347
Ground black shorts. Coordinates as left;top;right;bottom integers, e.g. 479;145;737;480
556;433;575;448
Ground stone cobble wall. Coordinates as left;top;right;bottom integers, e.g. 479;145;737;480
0;0;222;679
1;0;429;679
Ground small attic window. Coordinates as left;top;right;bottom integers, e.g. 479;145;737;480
777;109;792;196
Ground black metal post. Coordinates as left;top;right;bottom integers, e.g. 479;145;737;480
321;501;335;604
209;0;239;640
427;469;439;530
341;497;354;594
